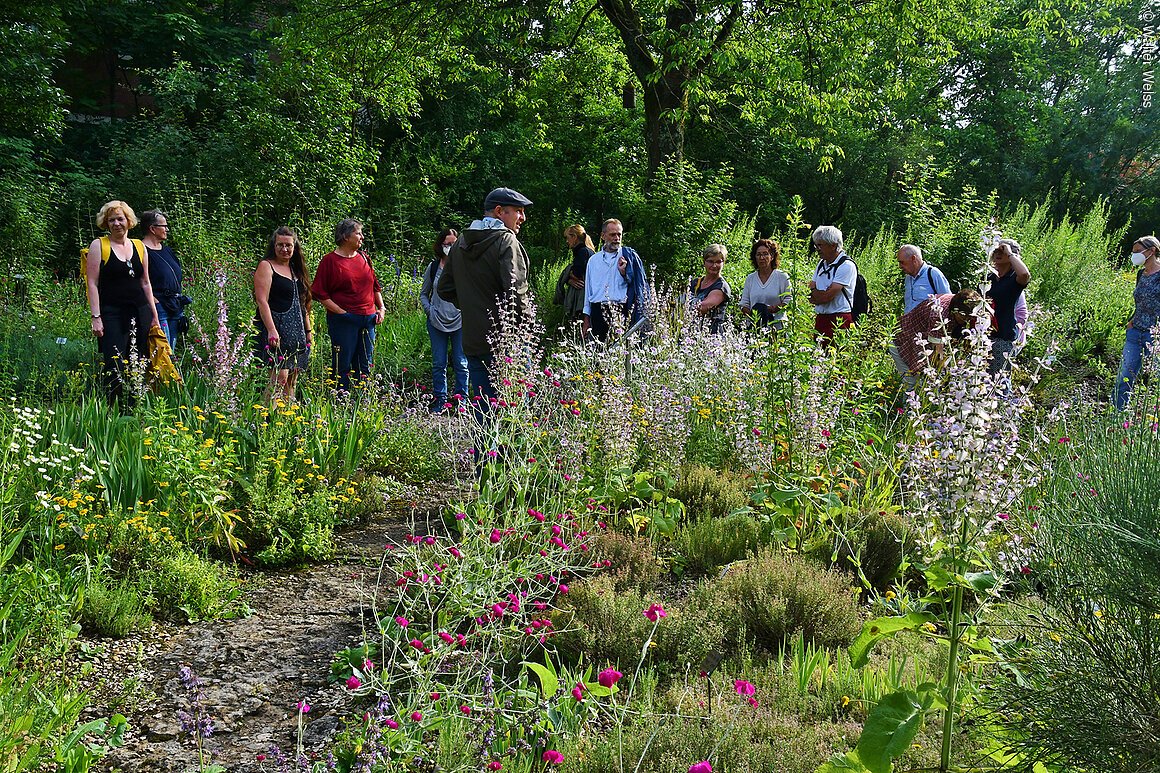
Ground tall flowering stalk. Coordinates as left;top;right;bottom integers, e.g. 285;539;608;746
187;268;254;415
821;326;1052;773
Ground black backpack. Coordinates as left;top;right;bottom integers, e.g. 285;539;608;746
823;254;872;324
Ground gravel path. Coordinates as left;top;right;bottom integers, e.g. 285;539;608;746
81;491;458;772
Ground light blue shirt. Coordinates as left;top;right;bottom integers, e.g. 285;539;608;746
903;263;951;313
584;248;629;315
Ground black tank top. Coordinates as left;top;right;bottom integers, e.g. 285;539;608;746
267;266;301;313
98;242;147;308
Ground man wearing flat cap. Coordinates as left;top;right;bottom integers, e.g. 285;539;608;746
438;187;534;413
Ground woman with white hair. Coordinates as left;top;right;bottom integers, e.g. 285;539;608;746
808;225;856;345
1114;234;1160;409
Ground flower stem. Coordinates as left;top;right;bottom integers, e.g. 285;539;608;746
939;582;964;772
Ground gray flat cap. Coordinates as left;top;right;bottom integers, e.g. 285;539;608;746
483;187;533;210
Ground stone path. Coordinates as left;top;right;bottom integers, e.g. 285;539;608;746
81;494;456;772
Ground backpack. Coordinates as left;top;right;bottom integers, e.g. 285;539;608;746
823;254;872;324
81;236;147;304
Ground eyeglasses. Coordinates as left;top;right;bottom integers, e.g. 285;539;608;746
153;224;170;230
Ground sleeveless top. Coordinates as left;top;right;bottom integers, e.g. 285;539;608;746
267;268;302;313
98;242;147;308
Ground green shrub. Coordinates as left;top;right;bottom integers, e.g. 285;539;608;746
552;575;654;669
709;547;860;651
675;512;763;576
367;417;449;483
138;549;246;622
672;464;751;520
79;576;152;638
592;531;661;593
683;422;740;470
835;509;909;591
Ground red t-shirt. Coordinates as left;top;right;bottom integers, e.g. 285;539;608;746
311;251;382;315
895;294;954;372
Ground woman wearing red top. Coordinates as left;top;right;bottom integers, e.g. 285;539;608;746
310;219;385;392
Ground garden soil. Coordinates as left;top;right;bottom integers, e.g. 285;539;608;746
79;488;459;773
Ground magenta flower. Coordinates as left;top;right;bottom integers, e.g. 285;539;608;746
362;658;375;671
598;668;623;688
489;529;502;543
439;631;454;644
542;750;564;764
487;763;502;771
644;603;667;622
689;762;712;773
295;700;311;713
385;718;398;730
410;711;423;722
455;511;467;520
346;675;361;690
395;616;409;628
572;682;584;701
734;679;756;697
460;705;472;715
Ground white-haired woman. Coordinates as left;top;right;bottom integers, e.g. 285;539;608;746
85;200;160;405
1114;234;1160;409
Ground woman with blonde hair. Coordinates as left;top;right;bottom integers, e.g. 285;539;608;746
689;243;733;334
85;200;160;405
556;224;595;323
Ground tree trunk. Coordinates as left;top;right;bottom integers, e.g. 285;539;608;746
641;69;688;176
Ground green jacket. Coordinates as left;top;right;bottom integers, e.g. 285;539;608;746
437;221;532;357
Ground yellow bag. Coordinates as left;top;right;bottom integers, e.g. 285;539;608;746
146;324;182;387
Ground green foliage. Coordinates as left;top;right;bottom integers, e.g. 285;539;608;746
671;464;751;520
835;509;910;592
366;416;449;483
710;547;862;651
591;531;662;594
137;548;246;623
674;513;765;577
983;405;1160;771
79;575;152;638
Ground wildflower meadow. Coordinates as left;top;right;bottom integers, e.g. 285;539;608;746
0;193;1157;773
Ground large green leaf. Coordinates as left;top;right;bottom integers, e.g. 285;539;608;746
522;659;558;700
855;690;925;773
849;613;937;668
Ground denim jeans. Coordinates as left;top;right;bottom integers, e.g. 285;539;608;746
326;312;376;392
155;306;178;351
1115;325;1154;410
466;354;497;424
428;321;469;401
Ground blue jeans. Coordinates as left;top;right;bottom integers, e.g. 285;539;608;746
155;306;178;351
466;354;497;424
326;312;376;392
1115;326;1154;410
428;321;469;401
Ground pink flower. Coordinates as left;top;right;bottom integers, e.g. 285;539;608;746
489;529;503;543
362;659;375;671
411;711;423;722
460;705;472;715
558;584;569;594
644;603;667;622
734;679;755;697
385;718;398;729
542;750;564;764
296;700;311;713
598;668;623;688
395;616;409;627
747;696;759;708
571;682;584;701
455;512;467;520
996;512;1010;521
487;762;502;771
430;692;441;701
346;675;361;690
449;547;462;558
439;631;454;644
689;762;712;773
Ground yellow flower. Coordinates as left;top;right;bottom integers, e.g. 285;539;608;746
143;438;153;446
841;695;850;707
884;590;896;601
922;622;937;633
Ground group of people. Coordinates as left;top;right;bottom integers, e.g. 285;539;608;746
85;196;1160;412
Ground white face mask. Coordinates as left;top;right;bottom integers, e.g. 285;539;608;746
442;245;452;256
1131;251;1148;267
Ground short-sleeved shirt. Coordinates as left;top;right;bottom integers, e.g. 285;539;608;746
689;276;732;333
311;251;382;315
986;271;1026;342
1131;270;1160;332
895;294;954;372
903;264;951;314
740;270;791;310
813;255;857;314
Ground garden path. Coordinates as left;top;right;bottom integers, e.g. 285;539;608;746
79;488;459;773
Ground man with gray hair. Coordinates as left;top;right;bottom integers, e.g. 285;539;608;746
808;225;856;345
898;244;951;314
438;186;534;415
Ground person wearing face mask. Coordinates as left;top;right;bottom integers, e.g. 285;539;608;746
1113;234;1160;409
582;219;648;341
420;228;469;413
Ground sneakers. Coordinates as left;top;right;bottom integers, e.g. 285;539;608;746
428;397;447;415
